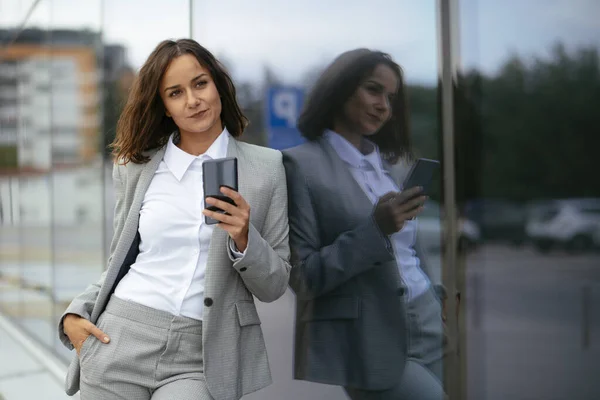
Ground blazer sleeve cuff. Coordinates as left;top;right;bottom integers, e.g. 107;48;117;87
58;304;91;350
227;238;246;260
364;216;396;263
229;224;269;278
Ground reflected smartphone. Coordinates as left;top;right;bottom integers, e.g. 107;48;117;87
202;157;238;225
403;158;440;195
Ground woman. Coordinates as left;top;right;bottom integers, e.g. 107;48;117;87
283;49;447;400
58;39;290;400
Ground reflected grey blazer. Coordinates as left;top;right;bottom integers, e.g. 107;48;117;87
58;139;291;400
283;138;444;391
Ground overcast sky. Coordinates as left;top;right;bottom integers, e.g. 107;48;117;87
1;0;599;85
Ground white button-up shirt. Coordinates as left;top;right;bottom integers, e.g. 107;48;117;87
114;128;239;320
324;130;431;301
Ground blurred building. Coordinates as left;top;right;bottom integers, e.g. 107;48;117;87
0;29;125;171
0;29;132;226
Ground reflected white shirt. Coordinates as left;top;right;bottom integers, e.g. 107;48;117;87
114;129;236;320
324;130;431;301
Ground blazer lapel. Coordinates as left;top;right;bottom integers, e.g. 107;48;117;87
318;138;373;213
93;146;166;319
227;137;250;205
113;147;166;268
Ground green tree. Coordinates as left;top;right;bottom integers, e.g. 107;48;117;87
477;43;600;201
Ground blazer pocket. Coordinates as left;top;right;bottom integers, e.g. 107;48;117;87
300;296;361;322
235;301;262;326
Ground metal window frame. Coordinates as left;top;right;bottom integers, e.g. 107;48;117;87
437;0;464;398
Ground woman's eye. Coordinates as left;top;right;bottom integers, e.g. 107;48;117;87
196;80;207;87
169;90;181;98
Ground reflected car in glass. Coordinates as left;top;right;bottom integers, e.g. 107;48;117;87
526;198;600;253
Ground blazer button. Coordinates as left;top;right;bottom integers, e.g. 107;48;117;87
240;267;247;272
374;262;381;266
204;298;213;307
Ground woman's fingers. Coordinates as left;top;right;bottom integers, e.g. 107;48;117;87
86;320;110;343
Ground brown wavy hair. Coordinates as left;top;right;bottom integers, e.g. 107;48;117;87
111;39;248;164
298;48;412;164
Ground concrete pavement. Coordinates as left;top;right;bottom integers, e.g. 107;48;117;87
0;313;78;400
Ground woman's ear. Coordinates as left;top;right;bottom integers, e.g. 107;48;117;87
165;110;171;118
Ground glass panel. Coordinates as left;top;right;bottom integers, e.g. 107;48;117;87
100;0;191;239
193;1;442;398
46;0;105;361
0;0;55;349
458;1;600;398
1;0;193;382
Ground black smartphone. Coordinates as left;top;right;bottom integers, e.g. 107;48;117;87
402;158;440;194
202;157;238;225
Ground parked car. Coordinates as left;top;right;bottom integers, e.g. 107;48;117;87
464;199;527;245
525;198;600;254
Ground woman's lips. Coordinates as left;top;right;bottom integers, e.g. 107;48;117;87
190;109;208;118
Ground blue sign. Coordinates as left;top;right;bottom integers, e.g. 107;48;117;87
266;86;305;150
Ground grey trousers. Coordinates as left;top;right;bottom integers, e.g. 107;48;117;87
78;295;213;400
345;288;447;400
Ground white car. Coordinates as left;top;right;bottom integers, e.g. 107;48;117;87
526;198;600;253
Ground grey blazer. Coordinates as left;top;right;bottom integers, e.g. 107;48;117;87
282;138;443;391
58;138;291;400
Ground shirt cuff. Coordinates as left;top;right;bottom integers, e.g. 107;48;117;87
228;240;246;259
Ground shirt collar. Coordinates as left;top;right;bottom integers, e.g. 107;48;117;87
163;127;230;181
324;130;386;179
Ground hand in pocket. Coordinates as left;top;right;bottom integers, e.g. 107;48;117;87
63;313;110;356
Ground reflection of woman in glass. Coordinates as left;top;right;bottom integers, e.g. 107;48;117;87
58;39;290;400
283;49;446;399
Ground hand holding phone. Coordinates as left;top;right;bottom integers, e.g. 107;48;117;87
402;158;440;194
203;157;238;225
201;157;251;251
395;158;438;221
374;187;427;235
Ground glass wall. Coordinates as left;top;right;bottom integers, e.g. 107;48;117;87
457;0;600;399
0;0;192;363
192;1;442;398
